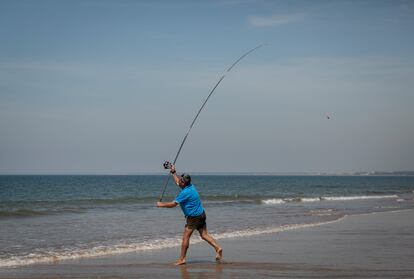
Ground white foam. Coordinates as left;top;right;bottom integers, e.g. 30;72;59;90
322;195;398;201
300;197;321;202
261;195;399;205
0;237;184;268
261;198;285;205
212;218;344;240
0;218;344;268
310;209;334;216
262;195;398;204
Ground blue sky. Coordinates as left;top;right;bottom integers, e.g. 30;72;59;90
1;0;413;174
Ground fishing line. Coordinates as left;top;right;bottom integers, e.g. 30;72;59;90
159;44;263;201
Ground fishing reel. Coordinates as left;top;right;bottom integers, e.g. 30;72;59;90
163;161;172;170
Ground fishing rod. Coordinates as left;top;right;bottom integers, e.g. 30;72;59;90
159;44;263;201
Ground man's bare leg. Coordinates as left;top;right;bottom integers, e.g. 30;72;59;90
198;226;223;261
174;226;194;265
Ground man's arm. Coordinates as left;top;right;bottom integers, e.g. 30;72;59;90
157;201;178;208
170;164;181;186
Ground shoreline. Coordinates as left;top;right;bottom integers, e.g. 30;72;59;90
1;209;414;278
0;214;347;269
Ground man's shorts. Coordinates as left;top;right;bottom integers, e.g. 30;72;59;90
186;211;206;230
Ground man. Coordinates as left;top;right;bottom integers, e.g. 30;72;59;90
157;164;223;265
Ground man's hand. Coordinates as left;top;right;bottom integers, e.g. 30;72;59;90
157;201;163;208
170;164;176;174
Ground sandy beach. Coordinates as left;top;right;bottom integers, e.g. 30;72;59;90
2;0;414;277
1;209;413;278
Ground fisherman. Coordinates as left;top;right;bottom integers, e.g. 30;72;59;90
157;164;223;265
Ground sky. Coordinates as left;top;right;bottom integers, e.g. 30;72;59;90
0;0;413;174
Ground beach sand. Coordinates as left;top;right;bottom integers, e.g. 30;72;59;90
1;210;413;278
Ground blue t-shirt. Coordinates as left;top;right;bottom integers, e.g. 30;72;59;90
174;184;204;217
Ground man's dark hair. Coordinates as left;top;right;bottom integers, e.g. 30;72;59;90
180;173;191;186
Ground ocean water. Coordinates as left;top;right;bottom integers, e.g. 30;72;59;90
1;175;413;268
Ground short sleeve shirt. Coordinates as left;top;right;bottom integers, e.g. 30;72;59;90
174;184;204;217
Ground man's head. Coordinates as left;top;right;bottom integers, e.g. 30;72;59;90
179;173;191;188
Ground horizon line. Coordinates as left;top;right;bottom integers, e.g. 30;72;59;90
1;171;414;176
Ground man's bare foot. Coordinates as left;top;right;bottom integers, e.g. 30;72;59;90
215;248;223;261
174;259;186;265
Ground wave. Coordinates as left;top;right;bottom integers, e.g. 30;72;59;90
3;197;157;206
310;209;335;216
2;194;400;218
300;197;321;202
321;195;398;201
261;194;399;205
3;195;255;208
261;198;285;205
0;208;84;219
213;217;344;240
0;217;344;268
0;236;183;268
0;209;48;218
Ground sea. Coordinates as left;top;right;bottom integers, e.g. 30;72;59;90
1;175;413;268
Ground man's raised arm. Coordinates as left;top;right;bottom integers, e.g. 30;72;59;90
170;164;181;186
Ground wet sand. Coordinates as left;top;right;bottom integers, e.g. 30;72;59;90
1;210;413;278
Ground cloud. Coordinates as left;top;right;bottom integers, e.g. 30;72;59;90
248;13;304;27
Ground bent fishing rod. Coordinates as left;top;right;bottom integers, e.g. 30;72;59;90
159;44;263;201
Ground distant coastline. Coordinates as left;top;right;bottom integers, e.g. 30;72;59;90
183;171;414;176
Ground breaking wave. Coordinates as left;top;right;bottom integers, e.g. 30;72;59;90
261;198;285;205
262;194;398;205
321;195;398;201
